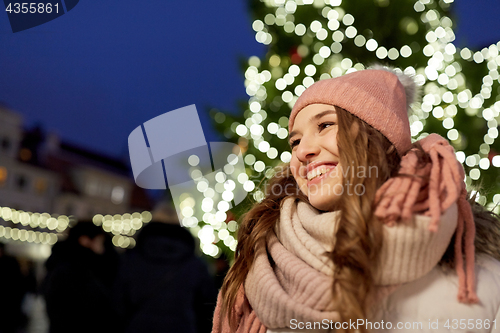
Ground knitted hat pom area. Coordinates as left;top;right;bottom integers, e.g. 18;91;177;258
288;65;479;304
372;65;419;109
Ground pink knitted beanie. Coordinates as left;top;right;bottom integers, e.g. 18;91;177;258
289;67;415;155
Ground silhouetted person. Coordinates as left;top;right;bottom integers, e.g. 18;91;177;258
42;221;118;333
114;201;218;333
0;243;27;333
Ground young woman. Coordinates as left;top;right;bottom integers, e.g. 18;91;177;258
213;67;500;333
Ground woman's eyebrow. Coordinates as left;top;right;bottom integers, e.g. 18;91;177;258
310;109;337;122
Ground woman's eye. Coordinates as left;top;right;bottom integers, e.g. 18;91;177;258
319;122;335;131
290;139;300;149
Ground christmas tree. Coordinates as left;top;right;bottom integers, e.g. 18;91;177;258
202;0;500;256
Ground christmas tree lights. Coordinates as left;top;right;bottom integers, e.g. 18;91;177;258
210;0;500;256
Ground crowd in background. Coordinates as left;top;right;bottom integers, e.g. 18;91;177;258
0;201;221;333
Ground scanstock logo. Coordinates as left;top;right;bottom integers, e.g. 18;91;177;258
128;105;247;224
3;0;79;33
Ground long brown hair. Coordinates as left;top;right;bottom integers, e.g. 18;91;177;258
330;108;400;330
439;192;500;268
218;106;401;332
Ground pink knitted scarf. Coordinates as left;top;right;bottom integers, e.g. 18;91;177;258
374;133;478;303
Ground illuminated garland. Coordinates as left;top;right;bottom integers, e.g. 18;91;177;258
0;203;238;254
0;204;240;254
0;206;152;249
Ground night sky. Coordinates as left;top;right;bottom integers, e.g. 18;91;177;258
0;0;499;161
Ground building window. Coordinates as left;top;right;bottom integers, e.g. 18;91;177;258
0;166;7;187
19;148;32;162
16;174;28;191
1;137;10;151
111;186;125;204
35;178;47;195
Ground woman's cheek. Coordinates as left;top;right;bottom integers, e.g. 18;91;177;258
290;163;307;193
290;159;299;179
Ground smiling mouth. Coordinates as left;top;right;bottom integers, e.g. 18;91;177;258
307;164;337;181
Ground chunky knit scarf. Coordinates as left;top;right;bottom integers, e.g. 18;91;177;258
374;134;477;303
247;197;458;329
213;198;459;332
212;134;476;332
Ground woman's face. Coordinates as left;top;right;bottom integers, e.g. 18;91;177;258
289;104;343;211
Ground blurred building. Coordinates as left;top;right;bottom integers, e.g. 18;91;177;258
0;106;59;214
43;134;136;218
0;104;153;259
0;104;152;216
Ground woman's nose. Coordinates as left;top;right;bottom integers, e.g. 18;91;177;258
295;135;320;163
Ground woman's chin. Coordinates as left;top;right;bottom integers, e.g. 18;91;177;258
308;195;340;212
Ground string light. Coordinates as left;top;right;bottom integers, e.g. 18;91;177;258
0;206;152;249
